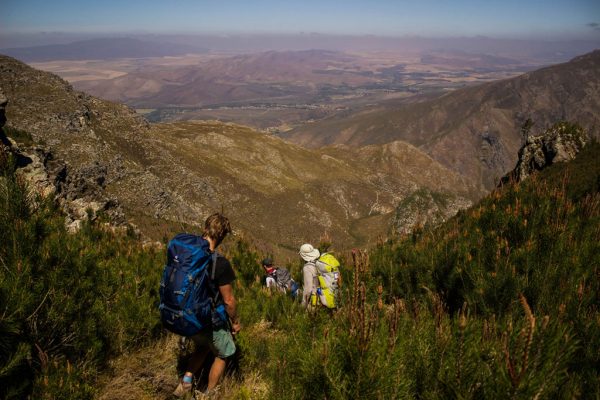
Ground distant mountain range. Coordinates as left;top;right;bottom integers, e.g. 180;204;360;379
4;33;599;61
0;38;208;62
25;48;538;110
280;50;600;191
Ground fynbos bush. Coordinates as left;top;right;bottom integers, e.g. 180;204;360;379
0;155;163;399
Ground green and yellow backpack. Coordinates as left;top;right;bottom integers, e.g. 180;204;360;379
312;253;341;308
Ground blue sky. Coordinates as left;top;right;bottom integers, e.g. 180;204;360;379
2;0;600;38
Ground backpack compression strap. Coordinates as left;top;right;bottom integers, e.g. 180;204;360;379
211;252;218;280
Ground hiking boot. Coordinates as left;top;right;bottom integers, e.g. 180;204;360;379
173;373;194;399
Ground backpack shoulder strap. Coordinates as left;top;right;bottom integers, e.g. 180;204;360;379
210;252;222;304
313;260;324;276
211;252;218;280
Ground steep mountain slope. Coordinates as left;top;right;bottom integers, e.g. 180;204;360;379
281;50;600;191
0;55;476;255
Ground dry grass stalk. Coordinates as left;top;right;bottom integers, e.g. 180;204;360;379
456;302;468;384
387;298;405;350
581;192;600;218
503;294;537;392
433;292;447;336
349;249;376;353
577;280;584;303
319;231;333;249
519;293;536;381
482;314;497;341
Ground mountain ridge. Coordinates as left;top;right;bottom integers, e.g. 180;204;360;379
280;50;600;191
0;37;208;62
71;50;389;107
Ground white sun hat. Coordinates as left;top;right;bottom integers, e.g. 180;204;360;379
299;243;320;262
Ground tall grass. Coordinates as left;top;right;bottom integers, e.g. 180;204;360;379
0;152;163;399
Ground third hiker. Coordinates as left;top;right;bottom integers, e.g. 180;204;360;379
299;243;342;309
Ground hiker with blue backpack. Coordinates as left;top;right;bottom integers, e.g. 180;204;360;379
299;243;341;309
159;213;241;397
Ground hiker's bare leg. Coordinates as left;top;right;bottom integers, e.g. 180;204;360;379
174;347;209;397
187;347;210;375
207;356;227;390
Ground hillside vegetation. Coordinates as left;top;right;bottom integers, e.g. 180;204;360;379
3;127;598;398
0;150;163;398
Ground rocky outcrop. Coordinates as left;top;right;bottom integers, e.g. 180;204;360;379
55;158;126;232
7;144;127;232
0;83;125;233
500;121;588;185
391;189;472;235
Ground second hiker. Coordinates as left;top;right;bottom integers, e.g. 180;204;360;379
262;257;300;298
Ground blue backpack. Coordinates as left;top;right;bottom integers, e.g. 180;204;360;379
159;233;228;336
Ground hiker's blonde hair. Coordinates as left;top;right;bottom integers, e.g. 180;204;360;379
203;213;231;245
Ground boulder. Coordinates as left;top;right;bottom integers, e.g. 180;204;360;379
500;122;588;185
391;189;472;235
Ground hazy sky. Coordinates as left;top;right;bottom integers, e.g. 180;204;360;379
2;0;600;39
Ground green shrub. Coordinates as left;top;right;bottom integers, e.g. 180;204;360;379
0;154;163;399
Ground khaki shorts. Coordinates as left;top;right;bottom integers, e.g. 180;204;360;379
190;328;236;359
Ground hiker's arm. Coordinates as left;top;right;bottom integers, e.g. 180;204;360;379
219;284;241;334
